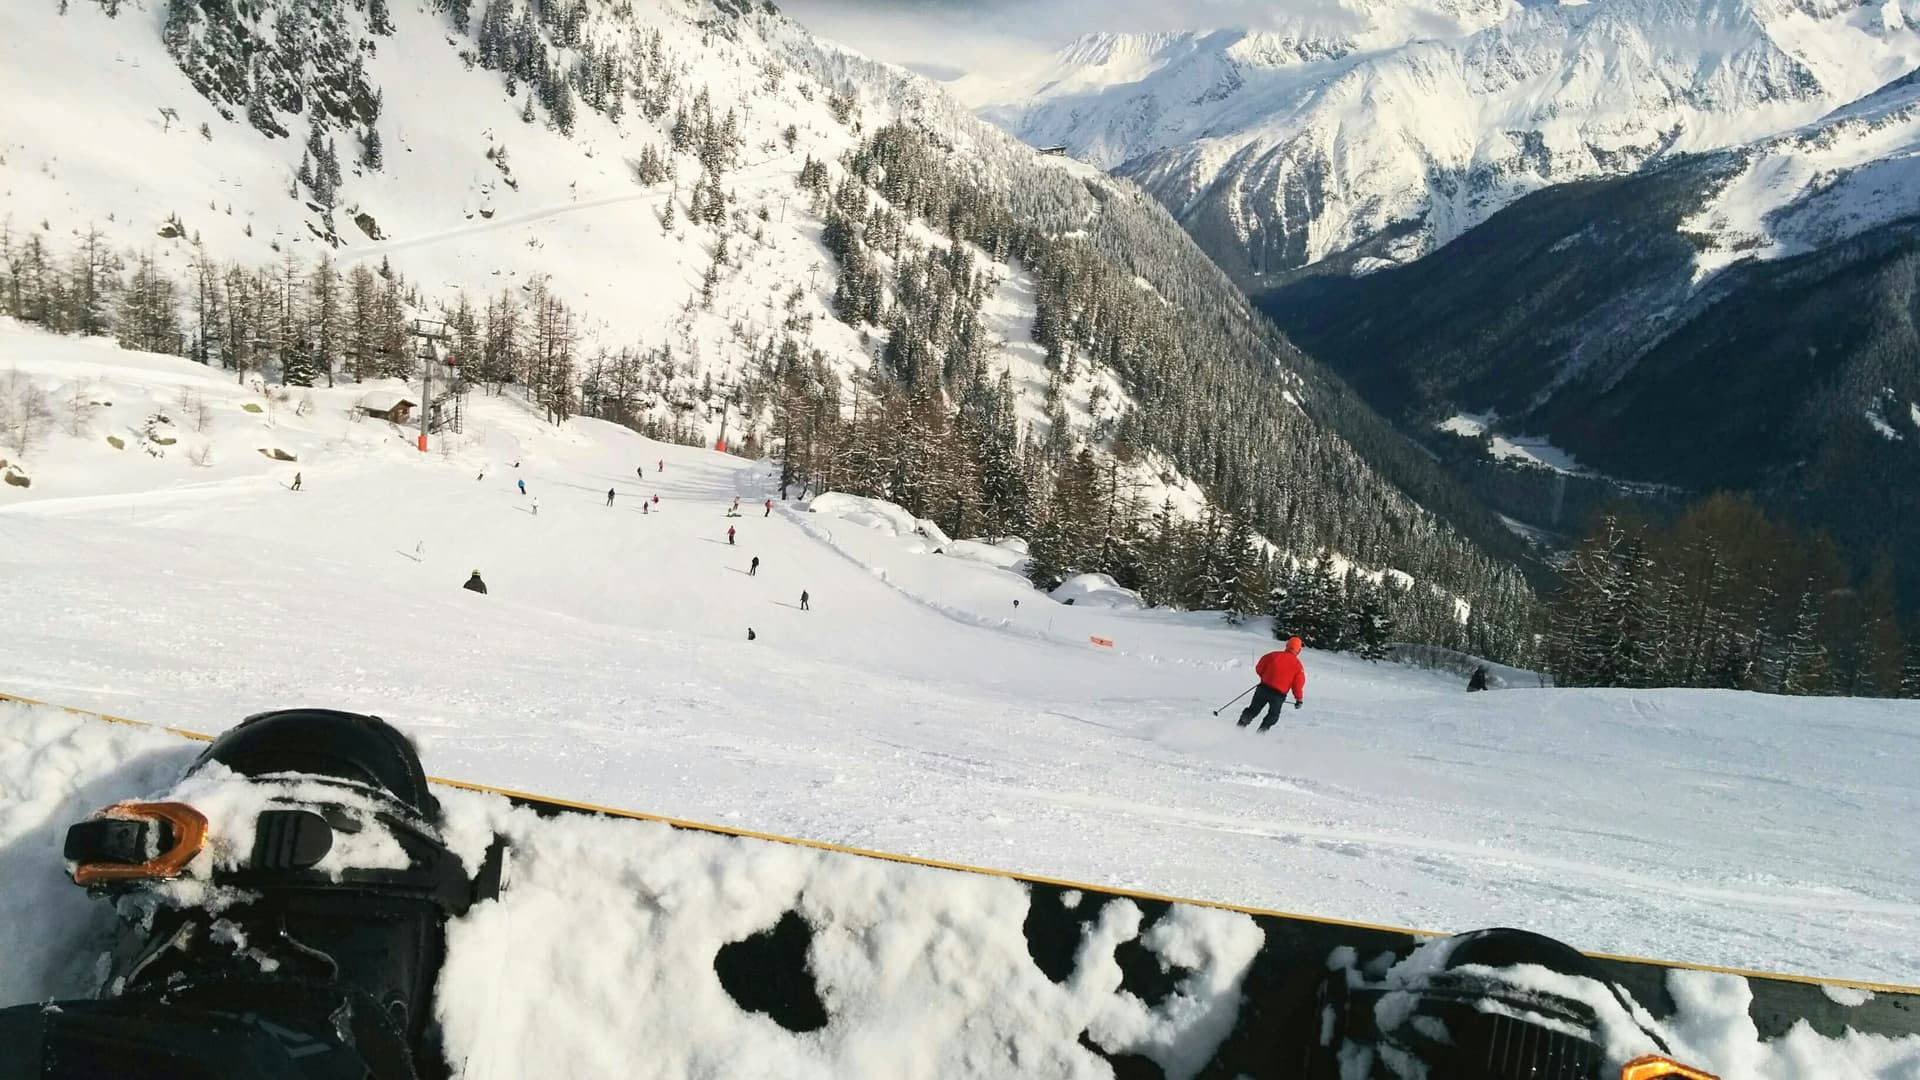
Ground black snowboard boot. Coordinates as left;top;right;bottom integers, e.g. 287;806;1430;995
0;709;505;1080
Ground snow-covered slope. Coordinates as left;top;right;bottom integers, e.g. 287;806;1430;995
2;330;1917;990
1257;67;1920;557
0;0;1545;609
1687;70;1920;275
966;0;1920;281
0;0;1202;514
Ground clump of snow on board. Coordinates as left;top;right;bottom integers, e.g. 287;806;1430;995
437;786;1262;1080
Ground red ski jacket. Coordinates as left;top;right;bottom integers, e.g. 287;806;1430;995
1256;638;1307;701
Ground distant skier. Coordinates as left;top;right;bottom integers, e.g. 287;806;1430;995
532;496;540;517
290;472;302;491
476;471;485;482
652;494;660;506
764;499;772;518
606;488;616;507
799;590;810;611
1013;599;1020;609
517;478;526;496
642;501;649;515
749;556;759;576
658;459;664;472
732;497;740;512
637;466;644;480
463;570;488;595
1467;666;1490;692
1238;637;1306;733
727;525;736;545
747;627;757;641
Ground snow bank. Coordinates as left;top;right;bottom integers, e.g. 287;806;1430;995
808;492;953;549
1050;573;1145;610
1384;644;1551;690
943;538;1030;572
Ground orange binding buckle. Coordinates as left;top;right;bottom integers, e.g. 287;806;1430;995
1622;1056;1720;1080
70;802;209;886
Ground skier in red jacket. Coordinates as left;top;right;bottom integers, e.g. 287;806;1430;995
1239;636;1306;732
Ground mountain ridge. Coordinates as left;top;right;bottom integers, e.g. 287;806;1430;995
967;0;1920;283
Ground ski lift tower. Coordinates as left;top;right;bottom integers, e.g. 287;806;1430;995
410;318;449;453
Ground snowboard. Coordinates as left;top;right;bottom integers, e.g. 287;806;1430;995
4;695;1917;1080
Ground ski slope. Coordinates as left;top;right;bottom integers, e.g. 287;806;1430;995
3;325;1919;999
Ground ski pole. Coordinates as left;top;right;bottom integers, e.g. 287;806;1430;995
1211;685;1257;716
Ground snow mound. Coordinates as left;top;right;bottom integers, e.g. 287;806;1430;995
1050;573;1145;610
808;492;953;549
1385;643;1552;690
943;538;1030;572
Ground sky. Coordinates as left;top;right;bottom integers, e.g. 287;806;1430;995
777;0;1292;81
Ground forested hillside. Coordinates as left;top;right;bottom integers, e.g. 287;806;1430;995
0;0;1539;661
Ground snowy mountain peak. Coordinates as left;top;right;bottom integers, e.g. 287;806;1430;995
971;0;1920;280
1686;65;1920;274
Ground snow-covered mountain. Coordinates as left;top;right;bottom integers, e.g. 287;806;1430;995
965;0;1920;282
1687;68;1920;276
1258;68;1920;603
0;0;1539;633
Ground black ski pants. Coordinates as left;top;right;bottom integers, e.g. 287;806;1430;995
1237;685;1287;732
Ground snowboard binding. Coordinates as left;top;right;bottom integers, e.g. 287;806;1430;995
1;709;505;1080
1304;927;1719;1080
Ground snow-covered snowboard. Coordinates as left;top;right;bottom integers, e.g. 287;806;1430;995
3;699;1916;1080
455;784;1919;1080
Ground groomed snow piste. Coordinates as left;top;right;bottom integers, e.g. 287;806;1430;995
2;325;1918;1022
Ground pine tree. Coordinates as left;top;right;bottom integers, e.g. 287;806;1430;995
360;125;384;171
281;341;320;386
343;263;380;380
1221;513;1261;624
270;252;303;378
1354;579;1394;661
162;1;196;60
1268;558;1301;637
1901;637;1920;699
308;253;344;387
634;143;668;185
68;225;121;336
115;250;180;354
316;139;341;208
1777;584;1830;695
449;294;480;375
1296;550;1342;649
1849;557;1904;696
187;240;226;365
657;186;677;234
